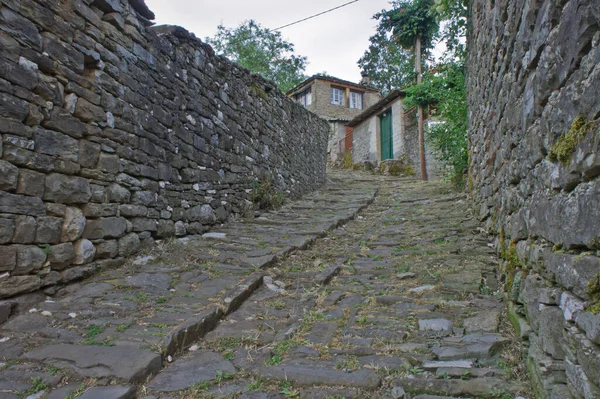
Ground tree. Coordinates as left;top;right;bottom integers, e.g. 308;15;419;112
205;20;308;93
358;24;416;95
403;63;468;186
434;0;469;60
360;0;470;187
384;0;440;181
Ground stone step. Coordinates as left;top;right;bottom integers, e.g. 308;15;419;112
258;365;381;389
147;350;235;392
22;344;161;383
392;376;527;398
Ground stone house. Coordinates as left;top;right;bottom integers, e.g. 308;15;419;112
286;75;381;161
348;90;441;177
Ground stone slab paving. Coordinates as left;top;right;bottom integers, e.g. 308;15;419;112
132;176;530;398
0;172;533;398
0;172;378;398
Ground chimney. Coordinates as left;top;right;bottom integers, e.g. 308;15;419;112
359;73;371;86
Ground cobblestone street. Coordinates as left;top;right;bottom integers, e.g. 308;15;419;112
1;172;531;398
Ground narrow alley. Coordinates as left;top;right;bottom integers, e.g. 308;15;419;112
2;171;531;398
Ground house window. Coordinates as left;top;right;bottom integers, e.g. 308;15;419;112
295;88;312;107
349;91;363;109
330;87;344;106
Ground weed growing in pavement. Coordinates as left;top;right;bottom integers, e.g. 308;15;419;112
18;377;46;399
247;377;263;390
83;324;113;346
186;380;210;395
266;299;286;310
43;366;60;376
123;292;150;303
336;355;360;371
214;370;235;384
65;383;86;399
251;179;285;210
267;354;282;365
299;310;326;332
115;321;134;333
408;366;425;375
489;388;512;399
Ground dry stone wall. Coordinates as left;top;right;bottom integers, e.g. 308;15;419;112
468;0;600;397
0;0;329;299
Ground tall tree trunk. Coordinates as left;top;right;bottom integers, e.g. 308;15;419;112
415;36;428;181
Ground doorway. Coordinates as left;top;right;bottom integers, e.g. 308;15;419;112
380;110;393;160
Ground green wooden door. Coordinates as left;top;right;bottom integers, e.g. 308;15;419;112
380;110;393;160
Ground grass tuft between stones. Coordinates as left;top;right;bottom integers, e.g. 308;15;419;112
17;377;47;399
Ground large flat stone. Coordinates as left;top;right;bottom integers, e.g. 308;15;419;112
423;360;473;369
463;311;500;333
432;334;509;360
258;365;381;388
147;351;235;392
419;318;453;332
306;321;338;345
578;312;600;345
79;385;135;399
123;273;172;291
0;369;61;392
22;344;161;383
392;376;525;397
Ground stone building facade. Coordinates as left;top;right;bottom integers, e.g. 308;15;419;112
468;0;600;397
287;76;381;161
349;91;441;178
0;0;330;298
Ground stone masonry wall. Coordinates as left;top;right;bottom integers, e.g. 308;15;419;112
468;0;600;397
0;0;329;299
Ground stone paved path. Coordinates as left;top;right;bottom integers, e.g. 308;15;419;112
0;172;532;398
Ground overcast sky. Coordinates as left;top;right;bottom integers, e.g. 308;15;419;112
144;0;393;83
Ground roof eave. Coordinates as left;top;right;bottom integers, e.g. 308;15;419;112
347;90;406;128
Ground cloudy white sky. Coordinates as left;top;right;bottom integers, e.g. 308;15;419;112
144;0;393;83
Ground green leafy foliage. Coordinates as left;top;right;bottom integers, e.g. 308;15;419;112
18;377;47;399
383;0;440;51
434;0;469;60
206;20;308;93
251;179;285;210
358;29;416;94
359;0;439;94
404;63;468;185
360;0;469;186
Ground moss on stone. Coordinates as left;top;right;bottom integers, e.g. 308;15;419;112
587;274;600;315
387;163;416;177
589;302;600;315
248;82;268;101
548;116;593;165
342;152;353;169
468;174;474;195
499;232;520;292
